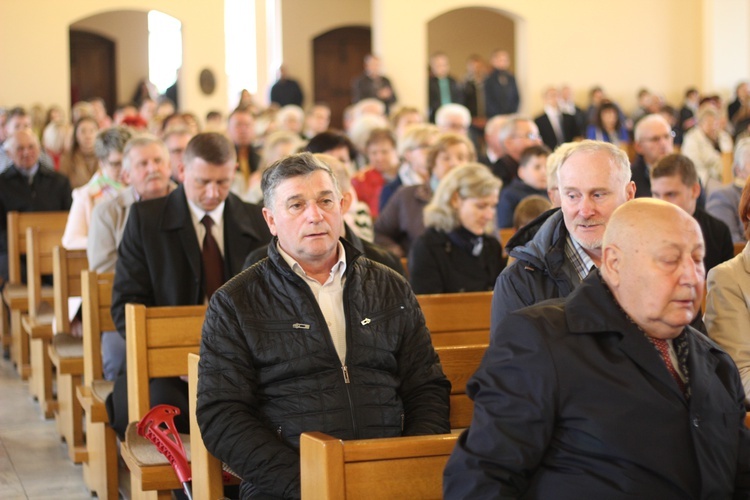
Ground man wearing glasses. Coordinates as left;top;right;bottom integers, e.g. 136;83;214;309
632;113;676;197
491;116;542;187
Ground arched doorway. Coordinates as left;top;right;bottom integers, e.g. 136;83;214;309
313;26;371;130
69;30;117;114
69;9;183;114
427;7;517;113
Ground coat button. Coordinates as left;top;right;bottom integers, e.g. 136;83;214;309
692;416;700;428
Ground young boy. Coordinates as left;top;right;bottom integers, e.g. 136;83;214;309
496;144;550;228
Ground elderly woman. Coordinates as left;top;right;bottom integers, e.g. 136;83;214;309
61;126;132;249
375;132;475;257
705;176;750;401
408;163;504;294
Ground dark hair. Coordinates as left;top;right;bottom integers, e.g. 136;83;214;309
261;152;339;209
651;153;698;186
595;100;622;131
305;131;356;161
519;145;551;168
685;87;699;99
206;110;223;121
7;107;26;121
183;132;236;167
70;116;99;155
94;126;132;160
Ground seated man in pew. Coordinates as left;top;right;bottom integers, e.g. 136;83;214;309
444;199;750;499
107;132;272;438
87;134;176;381
0;129;72;284
492;140;635;329
197;152;450;499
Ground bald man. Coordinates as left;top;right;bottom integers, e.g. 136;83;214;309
445;199;750;499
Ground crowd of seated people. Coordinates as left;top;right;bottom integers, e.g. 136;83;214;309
4;61;750;498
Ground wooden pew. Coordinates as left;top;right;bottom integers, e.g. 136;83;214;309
417;291;492;347
47;246;88;462
435;344;486;429
721;151;734;185
21;225;64;417
120;303;206;500
76;271;117;499
188;352;225;500
4;211;68;379
187;342;486;496
300;431;458;499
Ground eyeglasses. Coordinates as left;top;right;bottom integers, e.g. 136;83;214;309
641;131;676;144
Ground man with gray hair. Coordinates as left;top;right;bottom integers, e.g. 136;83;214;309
106;132;272;437
631;113;675;197
197;152;450;499
707;137;750;243
435;103;471;136
492;140;635;330
0;129;71;282
492;116;542;187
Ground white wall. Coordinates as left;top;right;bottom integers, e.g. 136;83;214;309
0;0;230;121
371;0;744;117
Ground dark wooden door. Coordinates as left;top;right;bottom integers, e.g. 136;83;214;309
313;26;371;130
69;30;116;115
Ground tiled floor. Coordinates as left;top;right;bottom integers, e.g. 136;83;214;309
0;355;91;499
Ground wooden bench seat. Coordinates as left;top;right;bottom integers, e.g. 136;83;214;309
120;303;206;499
3;211;68;379
76;270;117;499
22;226;64;417
435;344;486;429
46;246;88;462
300;431;458;499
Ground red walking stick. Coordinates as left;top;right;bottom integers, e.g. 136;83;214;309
137;404;193;500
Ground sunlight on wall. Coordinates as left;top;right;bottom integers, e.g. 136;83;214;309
148;10;182;94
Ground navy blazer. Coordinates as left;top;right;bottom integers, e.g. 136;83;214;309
111;185;272;336
445;271;750;499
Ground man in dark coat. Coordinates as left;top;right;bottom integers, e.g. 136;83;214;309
492;140;635;329
351;54;397;114
0;129;72;282
270;65;304;107
484;49;519;118
632;114;675;198
107;132;272;437
428;52;463;123
197;152;450;499
651;153;733;273
444;199;750;499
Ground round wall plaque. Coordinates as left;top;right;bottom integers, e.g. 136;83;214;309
199;69;216;95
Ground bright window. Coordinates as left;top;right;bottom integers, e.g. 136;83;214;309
148;10;183;94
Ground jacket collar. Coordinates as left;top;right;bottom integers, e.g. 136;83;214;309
267;235;363;282
565;270;720;403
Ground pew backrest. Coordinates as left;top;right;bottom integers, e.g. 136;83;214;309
52;246;88;334
7;211;68;285
80;270;115;386
125;303;206;422
300;431;458;499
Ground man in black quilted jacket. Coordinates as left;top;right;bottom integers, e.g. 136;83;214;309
197;152;451;499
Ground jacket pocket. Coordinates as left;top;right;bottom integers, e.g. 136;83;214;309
360;305;405;326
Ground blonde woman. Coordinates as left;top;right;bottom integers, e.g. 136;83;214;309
409;163;504;294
